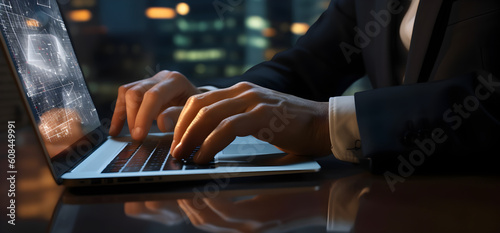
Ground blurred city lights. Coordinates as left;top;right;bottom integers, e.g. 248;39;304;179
291;22;310;35
246;16;268;30
69;9;92;22
174;49;226;61
262;27;276;37
249;36;268;48
176;2;190;16
146;7;176;19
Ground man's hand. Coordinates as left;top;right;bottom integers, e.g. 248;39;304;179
109;71;201;140
170;82;332;164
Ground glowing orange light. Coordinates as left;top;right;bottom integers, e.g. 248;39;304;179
146;7;176;19
26;19;41;27
176;2;190;16
290;22;310;35
69;9;92;22
261;27;276;37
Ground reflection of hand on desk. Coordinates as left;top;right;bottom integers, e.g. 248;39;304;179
124;200;185;226
176;190;329;233
120;173;373;233
38;108;84;157
124;190;330;233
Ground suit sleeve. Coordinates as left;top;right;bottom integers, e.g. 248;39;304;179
205;0;366;102
355;71;500;173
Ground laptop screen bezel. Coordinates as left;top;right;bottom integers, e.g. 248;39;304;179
0;0;108;184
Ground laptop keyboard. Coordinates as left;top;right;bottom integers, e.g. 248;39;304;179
102;140;215;173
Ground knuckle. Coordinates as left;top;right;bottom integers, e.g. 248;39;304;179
155;70;170;78
253;103;271;114
186;95;196;106
198;106;211;116
169;73;183;82
246;81;256;87
187;94;205;106
151;70;171;82
138;82;154;92
125;89;142;102
218;118;235;132
169;71;182;77
143;80;156;86
235;81;254;90
143;89;160;101
240;81;253;87
118;84;136;96
118;85;128;94
241;89;262;101
162;70;183;81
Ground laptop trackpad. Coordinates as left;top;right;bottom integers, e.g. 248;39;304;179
219;142;290;166
222;143;283;155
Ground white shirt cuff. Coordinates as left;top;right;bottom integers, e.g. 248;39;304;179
329;96;361;163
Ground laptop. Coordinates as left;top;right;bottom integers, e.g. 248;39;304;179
0;0;320;186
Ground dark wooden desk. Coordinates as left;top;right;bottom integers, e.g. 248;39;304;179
1;127;499;233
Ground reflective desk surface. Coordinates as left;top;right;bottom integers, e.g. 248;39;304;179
1;127;500;233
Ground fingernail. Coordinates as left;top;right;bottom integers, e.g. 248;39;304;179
134;127;144;139
172;142;183;158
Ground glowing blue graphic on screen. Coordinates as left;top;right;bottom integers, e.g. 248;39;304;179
0;0;100;157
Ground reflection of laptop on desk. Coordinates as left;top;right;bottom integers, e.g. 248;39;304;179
0;0;320;186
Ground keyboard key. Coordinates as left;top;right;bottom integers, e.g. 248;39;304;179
143;141;170;171
180;146;201;164
102;141;219;174
102;142;141;173
183;155;216;170
122;141;157;172
163;155;183;171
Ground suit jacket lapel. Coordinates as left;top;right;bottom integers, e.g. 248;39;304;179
404;0;444;84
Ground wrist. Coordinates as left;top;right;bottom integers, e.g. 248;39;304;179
313;102;333;156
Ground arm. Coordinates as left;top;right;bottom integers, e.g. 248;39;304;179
355;71;500;173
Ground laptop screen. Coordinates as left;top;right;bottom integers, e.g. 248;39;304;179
0;1;101;162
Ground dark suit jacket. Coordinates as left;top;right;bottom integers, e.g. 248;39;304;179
210;0;500;174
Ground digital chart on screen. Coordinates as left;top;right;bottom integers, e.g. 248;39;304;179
0;0;100;144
